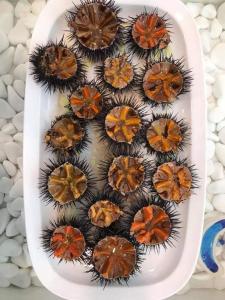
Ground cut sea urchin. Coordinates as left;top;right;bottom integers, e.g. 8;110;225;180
39;157;95;209
88;200;122;228
41;217;89;263
79;194;123;228
119;197;180;252
86;195;123;228
96;54;137;93
108;156;145;195
138;56;192;107
66;0;124;62
78;193;124;245
87;231;143;286
44;114;89;157
68;82;104;120
124;10;171;58
95;96;147;152
30;39;85;93
143;113;190;158
105;106;141;143
99;151;152;199
152;159;199;203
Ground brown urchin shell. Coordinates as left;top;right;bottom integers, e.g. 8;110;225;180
143;62;184;103
41;46;77;79
45;117;85;150
105;106;141;143
104;55;134;89
50;225;86;260
108;156;145;195
132;14;170;50
88;200;122;228
69;85;102;120
153;162;192;202
92;236;136;279
70;2;119;50
146;118;183;153
48;162;87;204
130;205;171;245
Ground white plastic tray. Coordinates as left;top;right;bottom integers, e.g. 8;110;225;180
24;0;206;299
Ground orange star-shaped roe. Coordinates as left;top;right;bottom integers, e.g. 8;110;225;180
48;162;87;204
132;14;170;50
130;205;171;245
153;162;192;202
50;226;86;261
70;85;102;119
105;106;141;143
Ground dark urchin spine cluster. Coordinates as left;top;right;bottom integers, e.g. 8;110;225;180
78;192;124;245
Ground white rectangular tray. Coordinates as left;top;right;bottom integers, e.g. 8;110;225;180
24;0;206;299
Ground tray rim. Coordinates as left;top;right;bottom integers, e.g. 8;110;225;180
23;0;206;299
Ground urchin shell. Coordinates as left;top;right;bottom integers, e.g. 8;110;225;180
39;157;96;209
86;229;144;286
41;216;90;263
124;10;171;59
151;157;199;203
94;95;148;153
137;55;193;108
141;113;190;159
68;81;105;120
66;0;124;62
30;38;86;93
96;54;138;93
118;197;180;253
98;150;153;200
44;113;90;158
78;193;124;246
